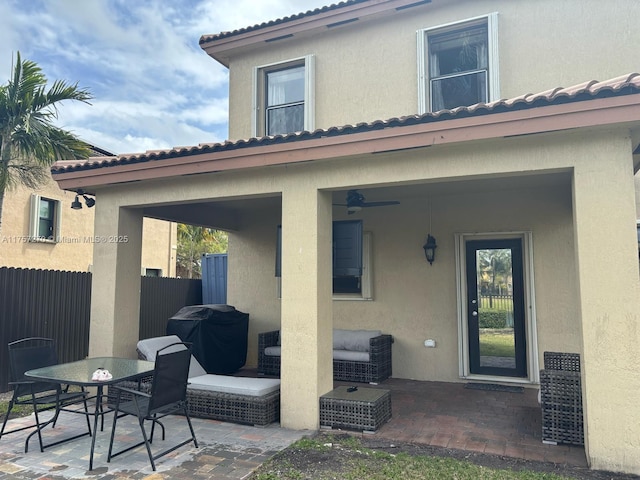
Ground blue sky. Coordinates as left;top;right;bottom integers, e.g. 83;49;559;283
0;0;330;155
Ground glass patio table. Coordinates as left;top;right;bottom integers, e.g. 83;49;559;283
25;357;154;470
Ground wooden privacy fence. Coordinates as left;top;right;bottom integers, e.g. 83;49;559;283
0;267;202;392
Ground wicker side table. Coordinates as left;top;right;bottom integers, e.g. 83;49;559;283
320;386;391;432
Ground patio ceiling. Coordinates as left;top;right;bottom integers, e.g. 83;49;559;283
141;171;571;230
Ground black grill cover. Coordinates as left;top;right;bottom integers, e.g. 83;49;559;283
166;304;249;374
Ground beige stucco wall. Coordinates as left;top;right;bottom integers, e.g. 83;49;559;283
0;177;95;271
0;175;177;275
227;0;640;140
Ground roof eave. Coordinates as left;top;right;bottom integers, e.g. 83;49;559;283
51;95;640;191
200;0;432;67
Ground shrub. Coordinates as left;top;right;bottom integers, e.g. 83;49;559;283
479;310;507;328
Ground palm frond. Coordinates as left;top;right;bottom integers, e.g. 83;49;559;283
0;50;95;203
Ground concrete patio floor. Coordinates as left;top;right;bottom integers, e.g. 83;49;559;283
0;375;587;479
363;377;587;466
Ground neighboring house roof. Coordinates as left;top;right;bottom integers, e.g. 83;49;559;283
89;144;115;156
51;73;640;184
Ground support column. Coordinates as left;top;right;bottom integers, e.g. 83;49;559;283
280;187;333;430
572;135;640;474
89;203;143;358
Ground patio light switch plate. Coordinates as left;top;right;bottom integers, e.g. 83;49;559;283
424;339;436;348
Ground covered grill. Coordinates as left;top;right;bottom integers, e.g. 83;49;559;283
166;304;249;374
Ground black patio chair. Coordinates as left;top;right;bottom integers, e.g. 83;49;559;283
107;342;198;471
0;337;92;453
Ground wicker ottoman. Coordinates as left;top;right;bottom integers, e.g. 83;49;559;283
320;386;391;432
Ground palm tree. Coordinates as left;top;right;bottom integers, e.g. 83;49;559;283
177;224;228;278
0;51;93;234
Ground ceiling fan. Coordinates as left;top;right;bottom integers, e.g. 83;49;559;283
334;189;400;215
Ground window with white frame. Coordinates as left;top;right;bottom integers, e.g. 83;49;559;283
253;55;315;136
144;268;163;277
418;13;499;113
276;222;372;300
29;195;61;242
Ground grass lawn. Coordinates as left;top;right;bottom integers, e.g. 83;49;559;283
251;435;574;480
479;329;515;357
0;398;33;421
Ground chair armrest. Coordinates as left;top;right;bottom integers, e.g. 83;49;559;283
8;380;35;387
369;334;393;363
112;385;152;399
258;330;280;353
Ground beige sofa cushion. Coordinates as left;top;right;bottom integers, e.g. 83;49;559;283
333;329;381;352
264;345;370;362
137;335;207;378
332;350;370;362
188;374;280;397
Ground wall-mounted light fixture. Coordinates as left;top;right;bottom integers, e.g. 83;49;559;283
71;190;95;209
422;199;437;265
423;234;437;265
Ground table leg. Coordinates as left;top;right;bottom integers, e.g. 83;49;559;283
88;386;103;471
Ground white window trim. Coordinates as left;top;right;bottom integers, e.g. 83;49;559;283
277;231;373;301
142;268;163;277
29;194;61;243
417;12;499;114
252;54;315;137
454;231;539;385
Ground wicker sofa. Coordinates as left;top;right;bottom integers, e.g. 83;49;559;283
108;335;281;426
258;329;393;383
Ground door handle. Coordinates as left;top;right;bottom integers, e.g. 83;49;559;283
472;311;478;316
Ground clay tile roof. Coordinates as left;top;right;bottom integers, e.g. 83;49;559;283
51;73;640;175
199;0;367;44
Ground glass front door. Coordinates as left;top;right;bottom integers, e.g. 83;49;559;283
465;238;527;377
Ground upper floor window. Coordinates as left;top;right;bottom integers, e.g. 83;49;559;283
266;65;305;135
253;55;315;137
418;13;499;113
29;194;61;242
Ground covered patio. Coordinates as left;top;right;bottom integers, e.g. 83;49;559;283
0;376;587;479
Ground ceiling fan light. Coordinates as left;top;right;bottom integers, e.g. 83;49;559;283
347;205;362;215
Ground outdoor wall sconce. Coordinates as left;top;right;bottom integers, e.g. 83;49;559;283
422;234;437;265
71;190;95;209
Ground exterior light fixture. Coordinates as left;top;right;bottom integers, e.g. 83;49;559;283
422;234;437;265
423;198;437;265
70;190;95;209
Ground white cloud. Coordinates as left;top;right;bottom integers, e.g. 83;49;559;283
0;0;331;154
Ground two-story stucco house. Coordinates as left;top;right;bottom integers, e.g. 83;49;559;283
51;0;640;474
0;145;177;275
